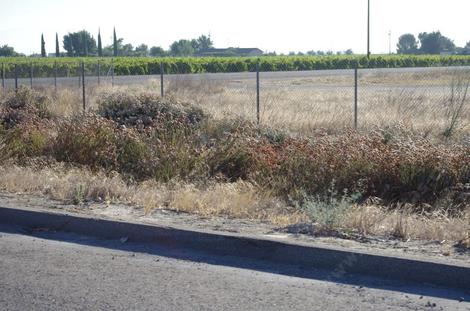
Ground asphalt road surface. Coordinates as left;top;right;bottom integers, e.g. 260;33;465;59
0;224;468;311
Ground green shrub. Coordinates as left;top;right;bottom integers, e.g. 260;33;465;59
294;191;361;232
117;133;155;179
0;87;54;160
208;136;253;182
53;116;118;170
0;126;49;160
0;87;52;128
97;90;207;128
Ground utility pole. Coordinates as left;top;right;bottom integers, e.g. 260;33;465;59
388;31;392;55
367;0;370;58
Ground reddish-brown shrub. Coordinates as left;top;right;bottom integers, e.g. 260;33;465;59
246;131;470;206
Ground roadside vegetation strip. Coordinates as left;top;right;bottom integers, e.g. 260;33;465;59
1;164;468;243
0;87;469;244
2;55;470;77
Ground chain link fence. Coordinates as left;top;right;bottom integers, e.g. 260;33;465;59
1;60;469;138
357;67;470;137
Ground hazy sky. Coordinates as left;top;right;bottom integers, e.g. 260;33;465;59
1;0;469;55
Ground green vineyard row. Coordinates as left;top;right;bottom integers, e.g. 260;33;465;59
1;55;470;77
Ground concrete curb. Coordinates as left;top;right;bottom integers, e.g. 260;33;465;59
1;205;469;290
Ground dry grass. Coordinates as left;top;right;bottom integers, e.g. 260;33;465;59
272;69;468;87
167;182;304;225
0;162;130;202
0;163;299;226
0;163;467;243
344;205;469;242
162;70;470;139
48;88;84;117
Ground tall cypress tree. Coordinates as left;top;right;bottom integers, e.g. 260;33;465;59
55;33;60;57
113;27;118;57
83;32;88;56
41;34;46;57
97;29;103;57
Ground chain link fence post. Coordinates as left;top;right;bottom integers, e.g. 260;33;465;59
14;64;18;91
81;61;86;112
97;60;101;86
78;61;81;89
354;65;358;130
160;61;164;98
54;61;57;92
1;63;4;93
256;59;260;125
111;58;115;87
30;62;33;88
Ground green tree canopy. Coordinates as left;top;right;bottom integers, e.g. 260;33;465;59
418;31;455;54
63;30;97;56
462;41;470;55
170;39;195;56
397;34;418;54
193;34;213;52
105;37;124;56
103;39;150;57
121;43;134;56
149;46;166;57
169;34;213;56
0;45;19;56
134;44;149;56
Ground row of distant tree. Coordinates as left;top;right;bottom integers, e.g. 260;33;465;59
397;32;470;55
1;30;470;57
60;29;215;57
283;49;354;56
0;29;215;58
